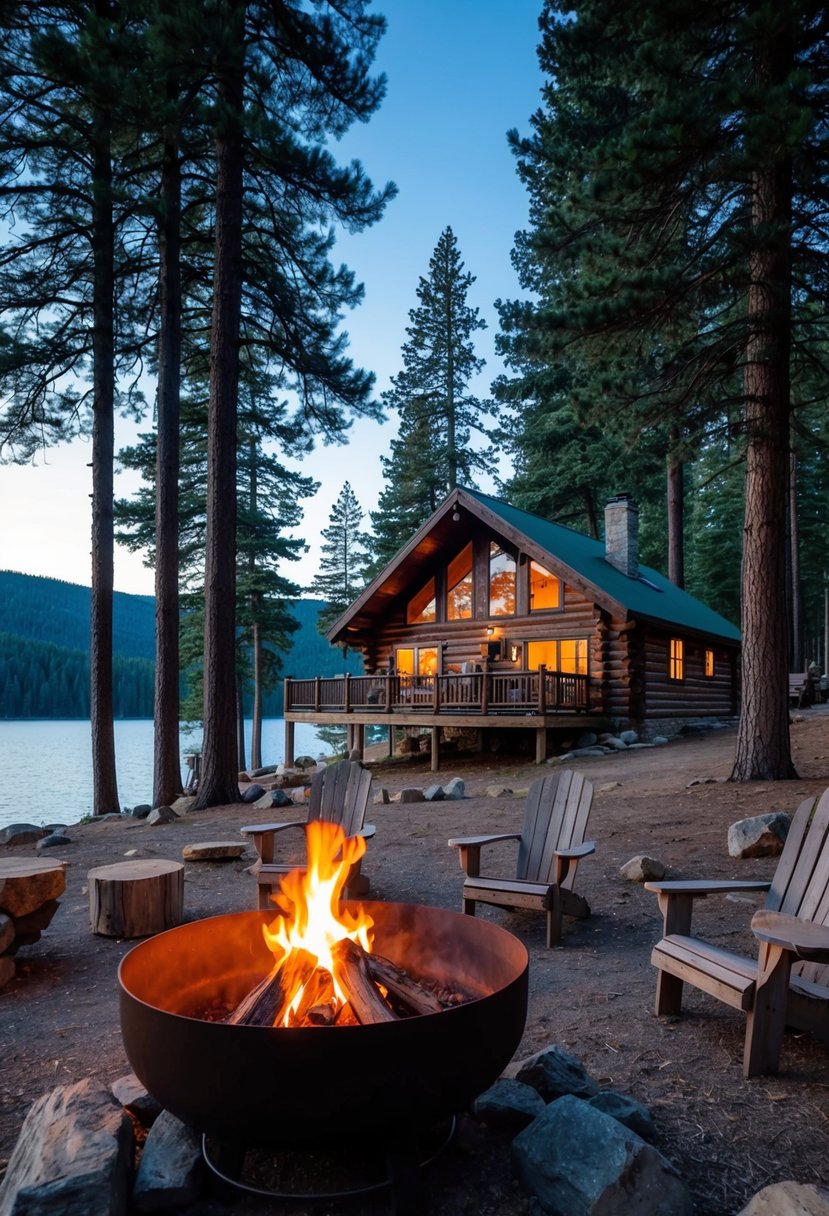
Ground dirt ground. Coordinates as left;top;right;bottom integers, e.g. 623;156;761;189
2;711;829;1215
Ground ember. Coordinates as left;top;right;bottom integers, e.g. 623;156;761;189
224;821;470;1028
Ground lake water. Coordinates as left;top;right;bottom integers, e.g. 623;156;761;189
0;719;328;830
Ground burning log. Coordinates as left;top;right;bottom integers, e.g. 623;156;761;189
226;948;315;1027
365;951;445;1017
330;937;398;1024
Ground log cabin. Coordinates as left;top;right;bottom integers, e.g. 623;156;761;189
283;488;740;771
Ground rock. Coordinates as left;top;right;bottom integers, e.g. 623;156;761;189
170;796;197;814
572;746;610;757
36;832;72;850
601;736;628;750
0;858;67;918
42;824;68;834
443;778;465;800
423;785;445;801
626;742;655;749
0;824;49;847
249;765;278;778
512;1095;692;1216
111;1073;162;1126
0;954;15;989
686;775;726;787
182;841;247;862
472;1078;545;1131
619;854;666;882
399;787;425;803
290;786;311;805
254;787;293;809
294;755;317;769
576;731;598;748
728;812;792;859
587;1090;656;1140
132;1109;204;1212
509;1045;599;1101
599;781;623;792
373;788;391;805
737;1181;829;1215
619;729;639;745
146;806;179;826
131;804;152;819
0;1078;133;1216
652;735;669;745
241;784;266;803
486;785;513;798
0;913;14;954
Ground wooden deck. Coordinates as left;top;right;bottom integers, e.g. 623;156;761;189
282;669;592;770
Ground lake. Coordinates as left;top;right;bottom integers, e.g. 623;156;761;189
0;719;328;830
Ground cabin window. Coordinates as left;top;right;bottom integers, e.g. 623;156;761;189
669;638;684;681
489;542;516;616
447;543;473;620
526;638;588;674
406;577;436;624
394;647;437;676
529;561;561;611
704;648;715;678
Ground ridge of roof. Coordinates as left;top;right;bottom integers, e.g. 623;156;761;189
460;487;740;642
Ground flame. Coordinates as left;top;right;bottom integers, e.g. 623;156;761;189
261;820;373;1025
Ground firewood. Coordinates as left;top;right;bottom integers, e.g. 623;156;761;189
227;948;315;1027
365;952;444;1016
289;966;335;1026
330;937;398;1024
306;1003;337;1025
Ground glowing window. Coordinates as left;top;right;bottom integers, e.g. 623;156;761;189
407;578;436;624
705;649;715;678
447;543;473;620
669;638;684;681
489;542;516;616
530;561;561;611
526;639;588;674
395;648;414;675
418;648;438;676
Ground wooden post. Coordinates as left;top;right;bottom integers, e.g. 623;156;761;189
314;676;321;712
431;726;440;772
285;719;295;767
344;673;351;713
481;670;489;715
535;727;546;765
538;665;547;714
433;674;441;713
88;860;184;937
387;724;394;757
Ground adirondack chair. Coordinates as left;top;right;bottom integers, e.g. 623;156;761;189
448;769;595;947
646;786;829;1077
240;759;375;909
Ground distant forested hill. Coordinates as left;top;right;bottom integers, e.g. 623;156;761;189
0;571;361;719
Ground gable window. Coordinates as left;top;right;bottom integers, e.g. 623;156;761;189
669;638;684;681
447;543;473;620
526;639;588;674
529;561;561;611
489;542;516;616
406;578;436;624
705;648;715;678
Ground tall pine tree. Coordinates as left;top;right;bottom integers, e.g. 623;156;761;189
310;482;370;643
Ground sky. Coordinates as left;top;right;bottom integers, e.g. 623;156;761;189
0;0;546;598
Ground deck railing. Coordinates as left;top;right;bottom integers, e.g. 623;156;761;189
284;667;589;716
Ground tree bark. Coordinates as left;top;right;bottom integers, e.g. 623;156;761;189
194;4;245;808
788;449;804;672
152;123;182;808
667;449;684;588
90;88;119;816
731;35;796;781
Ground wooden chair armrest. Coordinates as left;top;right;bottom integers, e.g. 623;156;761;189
448;833;520;880
643;879;771;896
555;840;596;860
240;820;305;837
751;910;829;962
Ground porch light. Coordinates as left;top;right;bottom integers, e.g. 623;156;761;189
452;509;461;522
510;645;520;663
486;626;495;636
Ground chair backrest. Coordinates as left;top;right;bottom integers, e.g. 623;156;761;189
516;769;594;888
307;759;372;837
767;786;829;984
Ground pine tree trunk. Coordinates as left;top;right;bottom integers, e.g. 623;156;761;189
90;99;119;816
788;449;804;672
153;125;182;808
731;39;796;781
667;451;684;588
195;8;244;808
251;618;262;771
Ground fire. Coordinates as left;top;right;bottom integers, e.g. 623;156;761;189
261;820;373;1025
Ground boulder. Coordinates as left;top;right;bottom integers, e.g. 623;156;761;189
181;841;247;862
0;824;49;847
111;1073;162;1127
601;736;628;750
443;778;465;800
512;1095;692;1216
472;1078;545;1131
619;729;639;744
572;746;610;757
576;732;598;748
36;832;72;851
423;785;445;802
170;796;196;814
509;1045;599;1101
146;806;178;826
587;1090;656;1140
728;813;792;859
373;788;391;805
0;1078;133;1216
737;1181;829;1216
131;804;152;819
132;1109;204;1213
399;787;425;804
619;854;666;883
254;787;293;810
241;784;266;804
293;755;317;769
486;785;513;798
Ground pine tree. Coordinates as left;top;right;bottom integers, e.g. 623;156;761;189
310;483;370;642
370;227;490;566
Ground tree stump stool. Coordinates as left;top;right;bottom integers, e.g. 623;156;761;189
87;860;184;938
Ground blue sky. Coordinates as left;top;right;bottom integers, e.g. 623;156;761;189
0;0;545;597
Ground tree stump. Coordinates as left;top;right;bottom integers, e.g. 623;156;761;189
87;860;184;938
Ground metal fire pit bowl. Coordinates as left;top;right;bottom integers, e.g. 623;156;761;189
119;903;528;1150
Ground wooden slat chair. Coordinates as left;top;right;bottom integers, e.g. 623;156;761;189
240;759;375;909
448;770;595;948
646;786;829;1077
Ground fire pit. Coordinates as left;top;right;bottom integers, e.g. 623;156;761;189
118;901;528;1150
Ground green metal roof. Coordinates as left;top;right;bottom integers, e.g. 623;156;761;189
463;487;740;643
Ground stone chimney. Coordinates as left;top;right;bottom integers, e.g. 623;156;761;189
604;494;639;578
